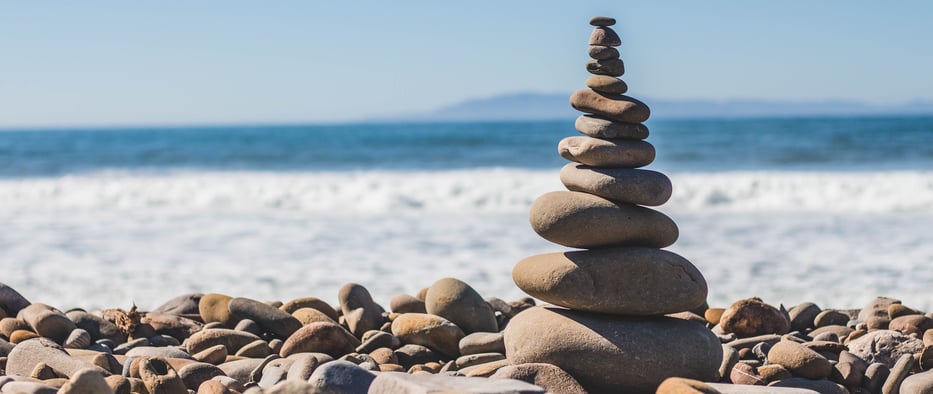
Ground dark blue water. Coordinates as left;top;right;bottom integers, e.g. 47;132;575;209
1;116;931;177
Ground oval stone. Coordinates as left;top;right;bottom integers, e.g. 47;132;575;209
512;247;706;315
559;136;654;168
18;303;76;344
279;321;361;358
425;278;497;335
504;307;721;393
589;27;621;46
391;313;465;358
585;59;624;77
719;298;790;338
280;297;339;321
529;191;678;248
575;114;648;139
228;297;302;339
570;89;650;123
199;294;237;327
767;340;832;379
584;75;627;94
589;16;616;27
186;328;261;355
338;283;386;338
588;46;619;60
559;164;671;206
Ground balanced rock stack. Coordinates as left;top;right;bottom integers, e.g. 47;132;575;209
504;16;723;393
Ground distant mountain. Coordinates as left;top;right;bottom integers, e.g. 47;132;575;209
376;93;933;122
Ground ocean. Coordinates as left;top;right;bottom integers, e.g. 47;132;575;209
1;116;931;311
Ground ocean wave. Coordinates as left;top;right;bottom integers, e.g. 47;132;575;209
1;169;931;213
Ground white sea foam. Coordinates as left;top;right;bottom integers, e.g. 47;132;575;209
1;169;931;310
1;169;931;213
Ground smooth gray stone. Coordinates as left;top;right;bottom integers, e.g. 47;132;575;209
560;163;671;206
575;114;648;139
307;360;375;394
369;372;544;394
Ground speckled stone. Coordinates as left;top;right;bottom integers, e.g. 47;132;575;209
589;27;621;46
575;114;649;139
560;163;671;206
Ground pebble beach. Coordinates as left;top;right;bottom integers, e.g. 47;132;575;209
1;13;932;394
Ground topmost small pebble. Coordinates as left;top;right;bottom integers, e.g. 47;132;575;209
589;16;616;27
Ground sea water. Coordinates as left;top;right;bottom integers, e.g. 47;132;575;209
1;117;931;310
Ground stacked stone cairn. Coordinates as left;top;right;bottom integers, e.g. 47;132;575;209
503;16;723;393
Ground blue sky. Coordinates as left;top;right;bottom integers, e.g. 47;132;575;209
2;1;932;127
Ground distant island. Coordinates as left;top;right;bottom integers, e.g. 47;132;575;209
373;92;933;122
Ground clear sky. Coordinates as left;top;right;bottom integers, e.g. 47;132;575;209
2;1;932;127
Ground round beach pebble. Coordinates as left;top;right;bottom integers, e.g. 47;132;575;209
584;75;627;94
575;114;648;139
900;370;933;394
228;297;301;339
338;283;386;338
389;294;426;314
558;136;653;168
185;328;261;355
292;307;336;325
888;314;933;335
18;303;77;344
391;313;465;358
280;297;339;321
490;363;586;394
589;26;621;46
513;247;706;315
425;278;497;335
459;332;505;356
199;293;237;327
279;321;361;358
588;46;619;61
560;163;671;206
504;306;721;393
766;340;832;379
589;16;616;27
529;191;678;249
570;89;650;123
813;309;849;328
719;298;790;338
585;58;624;77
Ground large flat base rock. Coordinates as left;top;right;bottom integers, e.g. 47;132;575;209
368;372;544;393
504;307;721;394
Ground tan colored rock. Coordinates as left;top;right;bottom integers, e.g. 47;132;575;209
6;338;109;378
558;136;654;168
585;75;627;94
575;114;648;139
192;344;227;365
504;307;721;393
17;303;76;344
338;283;386;338
279;321;360;358
766;340;832;379
719;298;790;338
291;307;335;326
490;363;586;394
888;314;933;336
900;370;933;394
137;357;187;394
227;297;301;339
529;191;678;248
570;89;649;124
389;294;426;314
560;163;671;206
513;247;706;315
424;278;497;334
656;377;720;394
186;329;261;356
280;297;339;321
199;294;237;327
391;313;464;358
369;372;544;393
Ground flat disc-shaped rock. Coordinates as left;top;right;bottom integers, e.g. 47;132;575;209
529;191;678;248
588;45;619;60
504;307;721;393
560;163;672;206
570;89;650;124
512;247;707;315
589;16;616;27
585;75;627;94
559;136;654;168
586;59;624;77
589;27;621;46
575;114;648;139
279;321;361;358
